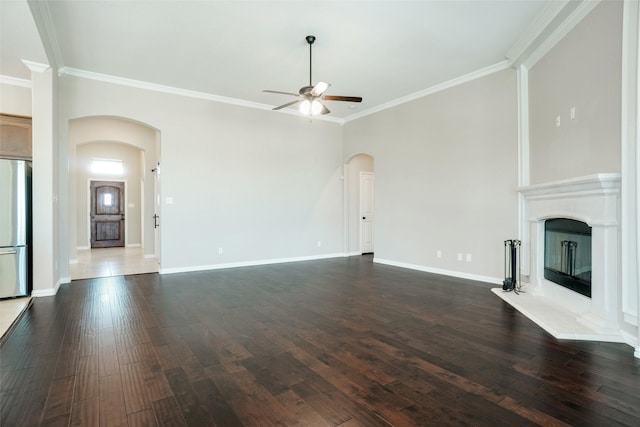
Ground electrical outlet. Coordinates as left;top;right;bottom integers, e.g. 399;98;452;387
466;254;472;262
317;241;322;247
570;107;576;119
437;250;442;258
457;253;463;261
218;247;223;255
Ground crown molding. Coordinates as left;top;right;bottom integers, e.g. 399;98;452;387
21;60;50;73
0;75;32;88
517;0;601;70
506;0;578;67
27;0;64;70
343;60;511;123
59;67;344;124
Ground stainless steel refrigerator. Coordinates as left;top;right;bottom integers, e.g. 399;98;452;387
0;159;32;298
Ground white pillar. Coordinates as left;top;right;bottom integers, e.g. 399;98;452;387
518;64;531;276
632;0;640;358
527;219;544;296
24;61;60;296
622;0;640;358
586;223;620;333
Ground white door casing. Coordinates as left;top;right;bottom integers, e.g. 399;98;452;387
360;172;374;254
153;164;160;261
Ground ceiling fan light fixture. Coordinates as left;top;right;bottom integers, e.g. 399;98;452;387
299;99;324;116
311;99;324;115
299;99;311;115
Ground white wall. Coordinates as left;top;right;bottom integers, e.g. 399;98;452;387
0;82;31;116
75;142;143;248
59;75;344;272
529;1;623;184
344;68;519;282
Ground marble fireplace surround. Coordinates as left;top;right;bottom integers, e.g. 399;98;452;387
493;173;624;343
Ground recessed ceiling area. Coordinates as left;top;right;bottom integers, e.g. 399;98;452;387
2;0;557;119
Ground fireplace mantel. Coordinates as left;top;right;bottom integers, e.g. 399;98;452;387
519;173;621;199
493;173;625;343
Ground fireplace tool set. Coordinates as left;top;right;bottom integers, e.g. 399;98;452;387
503;239;522;294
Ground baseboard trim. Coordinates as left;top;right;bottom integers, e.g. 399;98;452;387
159;253;345;275
620;329;639;350
373;258;503;285
31;279;62;297
144;254;157;259
76;246;90;251
127;243;141;248
345;251;362;257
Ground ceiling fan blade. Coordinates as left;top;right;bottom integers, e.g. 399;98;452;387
310;81;330;97
263;90;300;97
322;95;363;103
318;102;330;115
273;99;302;111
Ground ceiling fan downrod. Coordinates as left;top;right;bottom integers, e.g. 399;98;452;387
306;35;315;87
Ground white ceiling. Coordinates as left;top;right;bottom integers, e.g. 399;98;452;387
1;0;554;119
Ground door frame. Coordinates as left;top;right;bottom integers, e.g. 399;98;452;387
152;163;161;262
359;171;375;254
87;178;128;248
343;154;375;256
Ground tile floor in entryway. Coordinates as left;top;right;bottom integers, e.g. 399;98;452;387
69;246;159;280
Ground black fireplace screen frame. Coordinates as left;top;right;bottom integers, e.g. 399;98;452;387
544;218;592;298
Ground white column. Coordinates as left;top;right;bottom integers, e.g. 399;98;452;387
583;223;620;333
631;0;640;359
621;0;640;358
527;219;544;296
24;61;60;296
518;64;531;276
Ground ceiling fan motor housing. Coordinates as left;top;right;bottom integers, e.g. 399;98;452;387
299;86;314;96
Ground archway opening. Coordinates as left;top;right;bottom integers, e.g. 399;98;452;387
68;116;160;279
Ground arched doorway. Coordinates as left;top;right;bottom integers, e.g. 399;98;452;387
345;153;375;255
67;116;160;279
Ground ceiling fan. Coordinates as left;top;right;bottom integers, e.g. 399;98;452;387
263;35;363;116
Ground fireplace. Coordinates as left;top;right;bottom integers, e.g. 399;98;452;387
496;173;623;342
544;218;592;297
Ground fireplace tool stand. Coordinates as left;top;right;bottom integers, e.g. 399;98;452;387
503;239;522;294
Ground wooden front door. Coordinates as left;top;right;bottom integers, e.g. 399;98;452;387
90;181;125;248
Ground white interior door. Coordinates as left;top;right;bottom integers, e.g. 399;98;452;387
360;172;375;254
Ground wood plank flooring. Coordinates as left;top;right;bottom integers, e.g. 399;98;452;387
1;255;639;426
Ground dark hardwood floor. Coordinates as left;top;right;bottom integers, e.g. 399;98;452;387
1;255;639;426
